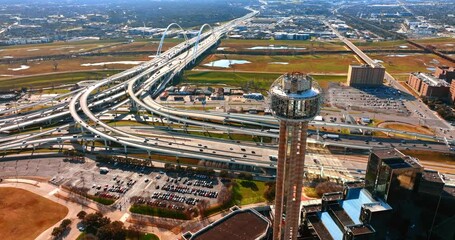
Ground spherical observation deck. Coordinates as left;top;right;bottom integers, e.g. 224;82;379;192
270;72;322;122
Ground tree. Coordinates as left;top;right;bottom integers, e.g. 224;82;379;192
51;227;63;238
60;219;72;229
315;181;343;197
264;182;276;202
238;172;253;181
127;225;142;240
82;212;111;232
80;234;97;240
96;221;127;240
53;60;58;71
77;210;87;219
219;170;229;178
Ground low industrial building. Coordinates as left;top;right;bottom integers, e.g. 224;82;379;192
407;72;450;98
347;64;385;87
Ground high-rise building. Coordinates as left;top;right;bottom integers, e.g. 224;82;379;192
347;64;385;87
364;148;423;205
269;72;322;240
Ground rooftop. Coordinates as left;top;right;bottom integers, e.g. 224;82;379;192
188;209;270;240
372;148;405;160
329;204;355;226
341;189;375;224
344;181;365;189
443;185;455;198
347;225;375;235
422;170;444;184
322;192;343;202
412;72;450;87
362;202;392;212
302;204;322;213
308;215;334;240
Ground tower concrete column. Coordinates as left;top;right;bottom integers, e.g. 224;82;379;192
270;72;322;240
273;121;287;240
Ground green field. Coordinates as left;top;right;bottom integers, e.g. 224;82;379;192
183;70;346;90
0;70;121;90
183;70;280;90
130;204;191;220
219;39;346;51
234;180;268;205
352;40;417;50
370;53;453;74
198;54;357;74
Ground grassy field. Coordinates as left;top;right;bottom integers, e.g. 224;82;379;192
203;179;269;217
0;38;180;59
198;54;358;74
412;37;455;51
219;39;346;52
0;54;149;77
130;204;191;220
183;70;280;90
0;70;121;90
183;70;346;91
0;41;119;59
234;180;268;205
352;40;418;51
370;53;453;74
0;187;68;240
99;39;182;54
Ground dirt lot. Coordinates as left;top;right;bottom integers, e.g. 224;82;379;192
378;122;434;135
0;187;68;240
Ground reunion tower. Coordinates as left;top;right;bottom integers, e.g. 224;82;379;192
270;72;322;240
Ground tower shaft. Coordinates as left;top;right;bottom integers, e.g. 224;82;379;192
274;121;309;240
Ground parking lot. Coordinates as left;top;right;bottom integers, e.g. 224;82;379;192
129;172;224;212
42;158;225;212
328;86;410;115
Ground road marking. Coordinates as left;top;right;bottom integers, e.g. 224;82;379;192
144;180;154;189
120;213;130;222
48;188;59;196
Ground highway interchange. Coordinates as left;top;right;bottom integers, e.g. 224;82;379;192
0;9;454;178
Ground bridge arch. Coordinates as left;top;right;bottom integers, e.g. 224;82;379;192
156;23;189;57
192;23;215;63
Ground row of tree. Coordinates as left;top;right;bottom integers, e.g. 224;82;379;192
77;211;127;240
51;219;72;239
422;97;455;121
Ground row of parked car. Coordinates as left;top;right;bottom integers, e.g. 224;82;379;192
161;184;218;199
152;192;201;206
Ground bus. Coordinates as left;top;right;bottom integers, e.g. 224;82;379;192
322;134;340;140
